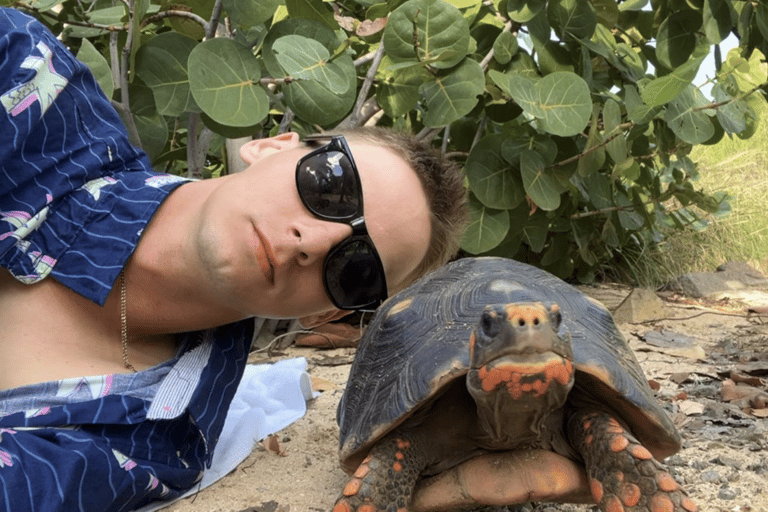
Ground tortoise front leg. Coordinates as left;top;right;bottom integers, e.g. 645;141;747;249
333;431;426;512
568;410;698;512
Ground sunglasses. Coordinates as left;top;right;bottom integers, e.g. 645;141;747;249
296;134;388;311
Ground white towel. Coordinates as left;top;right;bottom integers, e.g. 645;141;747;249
137;357;316;511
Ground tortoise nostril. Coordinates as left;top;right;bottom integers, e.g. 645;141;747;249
533;317;539;326
518;318;525;327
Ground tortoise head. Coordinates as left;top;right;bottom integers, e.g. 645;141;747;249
466;302;576;443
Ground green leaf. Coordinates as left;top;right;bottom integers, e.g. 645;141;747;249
14;0;60;10
522;212;550;253
501;135;559;166
384;0;471;69
536;72;593;136
135;32;198;117
641;50;706;107
757;2;768;41
720;48;768;95
493;73;543;117
133;113;168;162
188;38;269;127
618;0;648;10
506;0;547;23
625;84;660;124
273;35;350;93
601;218;619;248
466;134;525;210
223;0;280;29
492;71;592;136
286;0;339;29
612;157;640;180
711;83;750;135
520;150;562;211
263;19;357;125
603;98;627;163
614;190;644;230
419;58;485;127
664;85;715;144
493;31;519;65
655;11;702;70
547;0;597;40
592;0;619;27
77;39;114;100
577;112;605;177
581;170;612;209
461;195;510;254
376;55;426;118
702;0;732;43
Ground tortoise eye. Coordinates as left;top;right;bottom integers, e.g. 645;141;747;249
480;309;501;339
549;304;563;329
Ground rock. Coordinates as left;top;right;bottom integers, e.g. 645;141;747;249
699;470;722;483
613;288;666;323
717;487;739;500
638;330;706;359
670;261;768;298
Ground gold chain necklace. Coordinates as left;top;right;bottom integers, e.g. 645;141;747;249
119;270;137;372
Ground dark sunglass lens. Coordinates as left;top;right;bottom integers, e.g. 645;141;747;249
325;240;385;308
298;150;359;219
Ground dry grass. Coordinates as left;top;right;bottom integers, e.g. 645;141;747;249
608;99;768;287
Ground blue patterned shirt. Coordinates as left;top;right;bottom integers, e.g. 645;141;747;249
0;8;252;511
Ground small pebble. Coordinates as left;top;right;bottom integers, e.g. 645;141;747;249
718;487;739;500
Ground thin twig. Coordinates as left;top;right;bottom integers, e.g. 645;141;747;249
141;10;207;29
353;51;378;67
110;100;141;147
694;84;764;112
279;109;296;134
109;30;120;97
470;114;487;151
569;202;651;220
354;97;382;126
260;77;299;85
441;124;450;155
115;0;141;148
550;121;635;169
416;126;442;142
205;0;224;39
340;43;386;128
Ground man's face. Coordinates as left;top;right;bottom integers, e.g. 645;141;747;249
193;133;431;323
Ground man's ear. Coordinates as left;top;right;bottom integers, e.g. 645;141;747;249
239;132;300;165
299;309;352;329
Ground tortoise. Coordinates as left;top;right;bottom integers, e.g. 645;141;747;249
332;257;696;512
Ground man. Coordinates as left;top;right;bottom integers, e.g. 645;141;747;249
0;7;591;512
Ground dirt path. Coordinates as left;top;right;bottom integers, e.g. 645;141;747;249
166;285;768;512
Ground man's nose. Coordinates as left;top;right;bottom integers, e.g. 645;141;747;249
291;220;351;266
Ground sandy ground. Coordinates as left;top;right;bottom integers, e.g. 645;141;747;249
164;285;768;512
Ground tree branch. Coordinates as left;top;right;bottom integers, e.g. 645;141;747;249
551;122;635;169
205;0;224;39
141;10;207;29
259;77;300;85
114;0;141;149
279;108;296;134
338;43;386;128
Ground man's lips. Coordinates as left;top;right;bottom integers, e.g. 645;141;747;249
253;227;275;285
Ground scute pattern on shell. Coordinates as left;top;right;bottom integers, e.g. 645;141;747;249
337;257;679;472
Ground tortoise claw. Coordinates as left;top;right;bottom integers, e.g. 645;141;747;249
569;411;698;512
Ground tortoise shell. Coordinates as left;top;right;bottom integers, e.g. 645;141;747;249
337;256;680;473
